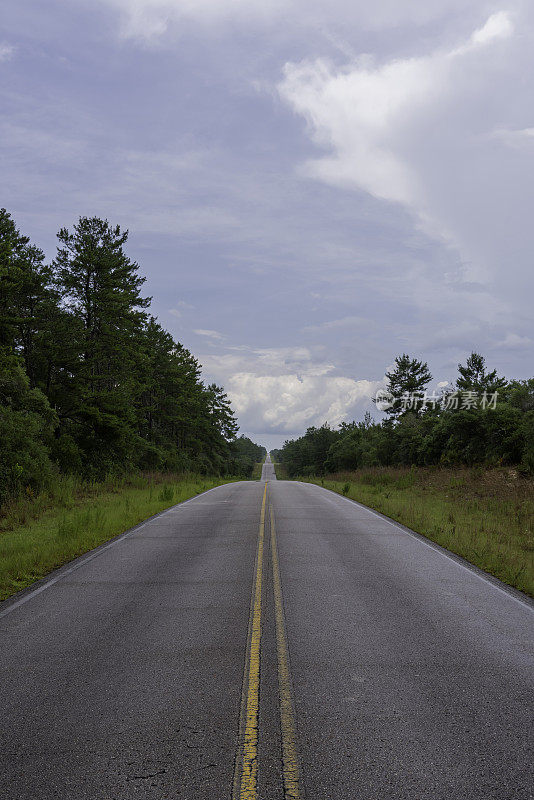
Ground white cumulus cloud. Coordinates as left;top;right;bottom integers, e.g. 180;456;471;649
226;372;379;432
199;345;382;434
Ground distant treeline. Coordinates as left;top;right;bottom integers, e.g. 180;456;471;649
0;209;265;506
273;353;534;477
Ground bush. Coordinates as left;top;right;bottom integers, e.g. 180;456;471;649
519;411;534;474
0;350;57;506
50;434;83;473
136;441;164;470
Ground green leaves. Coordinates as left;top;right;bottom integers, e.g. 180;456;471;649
457;352;507;394
0;346;57;505
384;353;432;418
0;210;246;504
279;352;532;476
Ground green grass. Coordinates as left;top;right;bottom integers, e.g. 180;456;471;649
251;462;264;480
0;472;235;601
4;465;531;602
272;461;288;480
300;467;534;597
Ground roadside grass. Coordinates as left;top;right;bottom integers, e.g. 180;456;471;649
0;472;236;601
272;461;288;480
301;467;534;597
251;462;264;480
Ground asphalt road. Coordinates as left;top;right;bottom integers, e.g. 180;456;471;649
261;453;277;481
1;457;533;799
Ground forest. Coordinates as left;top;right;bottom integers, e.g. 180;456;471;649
273;353;534;477
0;209;265;508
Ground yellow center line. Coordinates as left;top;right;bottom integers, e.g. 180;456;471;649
233;482;268;800
270;506;303;800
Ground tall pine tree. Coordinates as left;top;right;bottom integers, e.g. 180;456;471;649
52;217;151;475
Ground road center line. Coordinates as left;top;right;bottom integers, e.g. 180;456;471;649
270;506;303;800
233;482;268;800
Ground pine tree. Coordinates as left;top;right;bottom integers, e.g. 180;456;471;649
0;209;57;388
52;217;151;475
456;352;507;394
134;318;210;468
384;354;432;418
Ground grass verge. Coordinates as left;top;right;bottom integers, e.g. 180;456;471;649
300;467;533;597
251;462;264;480
0;472;236;602
272;461;288;480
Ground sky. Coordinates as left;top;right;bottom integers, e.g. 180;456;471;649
1;0;533;449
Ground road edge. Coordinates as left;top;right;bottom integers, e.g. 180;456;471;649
295;480;534;611
0;480;247;618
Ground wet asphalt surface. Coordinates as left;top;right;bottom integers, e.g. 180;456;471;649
1;455;532;799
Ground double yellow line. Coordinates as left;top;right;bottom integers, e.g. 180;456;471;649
233;483;303;800
234;484;267;799
270;505;301;799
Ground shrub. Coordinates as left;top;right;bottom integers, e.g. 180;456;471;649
0;350;57;507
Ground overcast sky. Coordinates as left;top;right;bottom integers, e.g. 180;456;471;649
2;0;533;448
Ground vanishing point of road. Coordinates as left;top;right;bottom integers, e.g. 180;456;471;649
1;454;533;799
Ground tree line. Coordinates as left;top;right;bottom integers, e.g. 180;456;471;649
0;210;265;506
273;353;534;477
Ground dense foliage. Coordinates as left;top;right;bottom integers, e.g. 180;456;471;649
0;209;262;505
278;354;534;477
230;436;266;477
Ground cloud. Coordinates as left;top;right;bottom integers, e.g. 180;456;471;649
199;345;382;434
0;42;15;62
495;332;533;350
100;0;286;38
492;127;534;148
469;10;513;44
278;12;514;210
226;372;379;432
5;0;533;443
278;8;534;322
168;301;194;318
99;0;507;41
302;315;369;333
193;328;225;340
